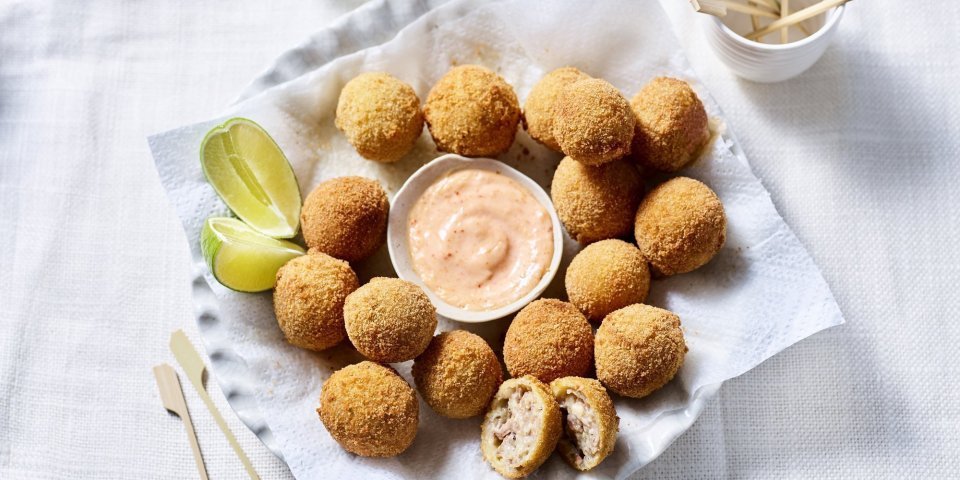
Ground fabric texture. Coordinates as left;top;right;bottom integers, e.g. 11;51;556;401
1;0;958;479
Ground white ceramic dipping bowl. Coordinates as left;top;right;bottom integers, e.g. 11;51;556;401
387;154;563;324
704;3;844;83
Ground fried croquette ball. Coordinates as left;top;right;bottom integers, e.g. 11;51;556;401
301;176;389;262
503;299;593;383
317;362;418;457
423;65;521;157
551;156;643;244
481;376;562;478
595;304;686;398
343;277;437;363
335;72;424;163
634;177;726;276
274;251;359;351
549;377;619;471
553;78;636;166
413;330;503;419
522;67;590;151
566;239;650;322
630;77;710;172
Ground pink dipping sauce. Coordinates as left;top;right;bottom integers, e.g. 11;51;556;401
407;169;553;311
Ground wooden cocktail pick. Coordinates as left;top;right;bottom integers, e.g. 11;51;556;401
153;364;209;480
780;0;790;42
170;330;260;480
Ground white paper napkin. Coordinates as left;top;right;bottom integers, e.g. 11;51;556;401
148;0;844;478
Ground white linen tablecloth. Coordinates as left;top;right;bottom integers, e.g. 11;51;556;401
1;0;958;478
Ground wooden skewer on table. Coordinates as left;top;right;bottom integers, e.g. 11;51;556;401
154;364;209;480
170;330;260;480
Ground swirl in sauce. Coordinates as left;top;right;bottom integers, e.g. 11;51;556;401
408;169;553;311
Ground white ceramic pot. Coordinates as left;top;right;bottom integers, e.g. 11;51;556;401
703;5;844;83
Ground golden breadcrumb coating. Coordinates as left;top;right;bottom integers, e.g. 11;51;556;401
634;177;726;276
503;299;593;383
344;277;437;363
595;304;686;398
522;67;590;151
413;330;503;419
549;377;619;471
481;376;562;479
273;250;359;351
423;65;520;157
630;77;710;172
317;362;418;457
300;176;389;263
335;72;424;163
566;239;650;323
552;78;636;166
551;156;643;244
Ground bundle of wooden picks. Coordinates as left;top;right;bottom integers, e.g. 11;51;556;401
691;0;851;43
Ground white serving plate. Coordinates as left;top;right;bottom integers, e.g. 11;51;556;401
149;0;844;478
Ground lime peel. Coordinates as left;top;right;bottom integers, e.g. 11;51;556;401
201;117;302;239
201;217;304;292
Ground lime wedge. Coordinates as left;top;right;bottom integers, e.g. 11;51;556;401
201;117;301;238
201;217;305;292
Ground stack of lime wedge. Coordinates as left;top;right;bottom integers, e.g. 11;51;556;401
199;118;304;292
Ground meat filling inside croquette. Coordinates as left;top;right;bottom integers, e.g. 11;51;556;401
557;390;600;468
482;376;561;478
488;386;543;469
